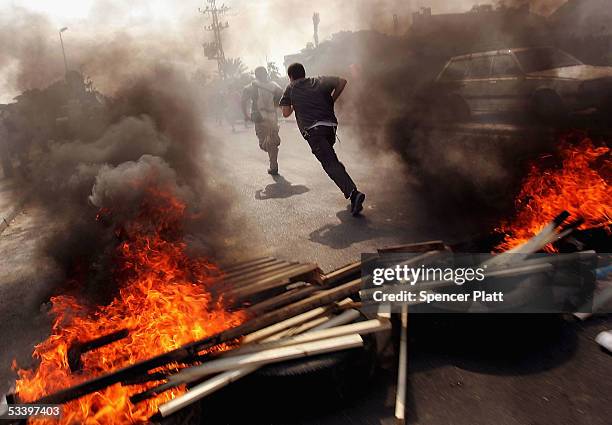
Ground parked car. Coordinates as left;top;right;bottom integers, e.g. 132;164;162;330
433;46;612;121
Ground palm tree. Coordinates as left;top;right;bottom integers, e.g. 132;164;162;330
267;62;282;81
221;57;248;79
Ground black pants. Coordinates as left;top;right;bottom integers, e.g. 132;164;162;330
304;126;357;198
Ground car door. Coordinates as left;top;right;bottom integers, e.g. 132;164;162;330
463;55;494;113
489;53;526;113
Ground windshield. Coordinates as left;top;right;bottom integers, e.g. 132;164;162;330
514;48;582;73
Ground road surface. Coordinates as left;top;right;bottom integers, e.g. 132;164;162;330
0;120;609;425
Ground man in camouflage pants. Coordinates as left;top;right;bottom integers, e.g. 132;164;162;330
242;67;283;175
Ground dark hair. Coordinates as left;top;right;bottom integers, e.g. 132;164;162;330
287;63;306;80
254;66;268;80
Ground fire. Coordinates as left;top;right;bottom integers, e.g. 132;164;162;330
496;133;611;251
14;187;246;424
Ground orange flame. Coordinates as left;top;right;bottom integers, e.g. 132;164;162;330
14;188;246;424
496;134;611;251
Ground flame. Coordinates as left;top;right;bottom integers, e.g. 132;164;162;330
14;188;246;424
496;133;611;251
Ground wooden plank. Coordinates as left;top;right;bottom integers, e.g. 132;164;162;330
223;262;297;287
221;257;276;274
322;260;361;286
222;259;289;280
227;263;321;301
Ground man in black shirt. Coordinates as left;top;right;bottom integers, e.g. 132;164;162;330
279;63;365;216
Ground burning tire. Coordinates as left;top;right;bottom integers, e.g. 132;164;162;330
255;312;378;384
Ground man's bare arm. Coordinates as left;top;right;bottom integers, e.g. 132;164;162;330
281;105;294;118
331;78;347;103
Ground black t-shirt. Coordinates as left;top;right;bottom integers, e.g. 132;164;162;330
279;76;339;132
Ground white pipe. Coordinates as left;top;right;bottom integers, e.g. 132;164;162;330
222;319;390;357
241;298;353;344
158;367;256;417
311;309;360;330
281;315;332;337
170;334;363;382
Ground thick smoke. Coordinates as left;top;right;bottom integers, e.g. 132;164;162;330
1;8;241;302
0;3;206;101
343;0;608;229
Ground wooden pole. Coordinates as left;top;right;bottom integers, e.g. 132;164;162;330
34;278;362;405
395;306;408;424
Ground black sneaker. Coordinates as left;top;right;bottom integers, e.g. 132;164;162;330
350;191;365;216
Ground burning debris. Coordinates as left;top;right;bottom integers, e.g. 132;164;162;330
496;132;611;251
13;181;246;423
10;250;388;423
3;56;247;425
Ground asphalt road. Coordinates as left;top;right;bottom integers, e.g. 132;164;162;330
207;120;472;271
202;121;612;425
0;120;609;425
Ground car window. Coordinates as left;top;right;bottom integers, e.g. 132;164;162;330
491;55;521;76
468;56;493;78
514;48;582;73
440;59;469;81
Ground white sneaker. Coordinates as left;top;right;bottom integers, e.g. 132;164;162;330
595;330;612;352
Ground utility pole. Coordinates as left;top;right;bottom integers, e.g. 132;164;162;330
200;0;230;78
59;27;69;77
312;12;320;48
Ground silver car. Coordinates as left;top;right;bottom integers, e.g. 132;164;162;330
434;46;612;120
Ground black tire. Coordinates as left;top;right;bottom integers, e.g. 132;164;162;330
255;312;377;379
532;90;566;124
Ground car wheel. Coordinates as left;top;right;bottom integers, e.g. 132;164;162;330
532;90;566;124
